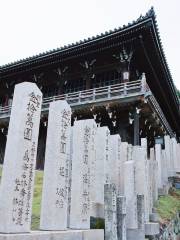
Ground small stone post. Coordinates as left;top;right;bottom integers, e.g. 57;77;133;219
104;184;118;240
117;196;126;240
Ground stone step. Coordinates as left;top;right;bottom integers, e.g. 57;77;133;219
0;229;104;240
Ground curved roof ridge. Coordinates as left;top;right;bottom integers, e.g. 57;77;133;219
149;7;180;104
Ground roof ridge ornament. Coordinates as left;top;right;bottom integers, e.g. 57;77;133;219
147;6;155;18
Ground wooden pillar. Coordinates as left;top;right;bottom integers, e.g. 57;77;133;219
119;126;128;142
134;110;140;146
85;76;91;90
117;111;131;143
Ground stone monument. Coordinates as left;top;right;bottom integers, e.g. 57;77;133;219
117;196;126;240
91;126;110;218
164;135;171;177
104;184;118;240
149;148;158;205
109;134;121;188
155;144;162;189
133;146;149;222
0;82;42;233
124;159;137;229
119;142;128;195
40;100;71;230
69;119;97;229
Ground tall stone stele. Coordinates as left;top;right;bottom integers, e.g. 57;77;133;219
91;126;110;215
69;119;97;229
104;184;118;240
155;144;162;188
109;134;121;189
124;158;138;229
40;100;71;230
119;142;128;195
133;146;149;223
95;127;110;199
0;82;42;233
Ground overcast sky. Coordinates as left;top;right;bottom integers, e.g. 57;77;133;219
0;0;180;89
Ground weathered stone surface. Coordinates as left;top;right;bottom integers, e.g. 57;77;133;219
0;82;42;233
104;184;117;240
169;138;176;176
161;149;168;186
90;126;109;218
171;138;180;173
133;146;149;223
149;213;159;222
126;229;144;240
95;127;110;204
0;229;104;240
103;128;111;185
124;159;137;229
119;142;128;195
67;127;74;227
82;229;104;240
117;196;126;240
93;127;110;204
145;222;159;236
147;159;153;214
164;135;171;177
137;195;145;231
69;119;96;229
140;138;151;218
127;144;133;163
149;148;158;205
40;100;71;230
140;138;147;149
128;192;146;240
155;144;163;188
109;134;121;188
89;124;97;207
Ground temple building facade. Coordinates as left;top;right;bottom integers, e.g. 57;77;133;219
0;8;180;169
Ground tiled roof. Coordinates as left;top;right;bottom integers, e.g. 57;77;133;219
0;7;155;70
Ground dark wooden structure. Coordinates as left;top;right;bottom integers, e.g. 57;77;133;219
0;8;180;168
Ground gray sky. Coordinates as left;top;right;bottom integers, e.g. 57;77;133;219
0;0;180;89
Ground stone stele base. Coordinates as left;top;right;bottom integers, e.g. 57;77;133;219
0;229;104;240
145;222;159;236
126;229;145;240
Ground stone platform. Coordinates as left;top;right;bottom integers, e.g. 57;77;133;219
0;230;104;240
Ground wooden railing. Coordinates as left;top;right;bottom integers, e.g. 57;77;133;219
0;78;174;136
148;95;174;137
43;79;145;109
0;79;147;118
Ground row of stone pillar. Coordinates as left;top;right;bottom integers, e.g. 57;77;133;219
0;82;179;239
104;184;145;240
155;135;180;192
